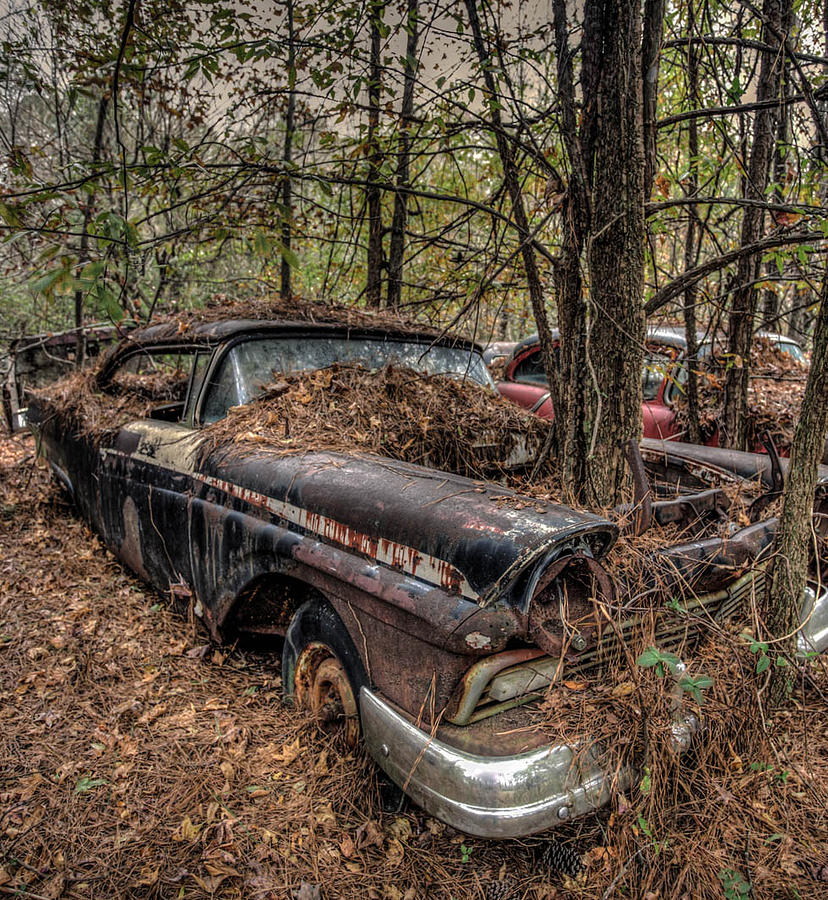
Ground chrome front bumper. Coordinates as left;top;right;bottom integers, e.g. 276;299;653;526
360;688;634;838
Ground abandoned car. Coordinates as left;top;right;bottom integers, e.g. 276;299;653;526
497;327;813;454
27;307;828;838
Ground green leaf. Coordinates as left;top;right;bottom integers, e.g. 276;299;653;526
75;776;108;794
639;767;652;795
0;200;22;227
252;230;271;256
279;245;300;269
756;655;771;674
636;647;662;668
31;268;64;294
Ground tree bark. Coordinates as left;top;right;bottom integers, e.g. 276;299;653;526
682;0;702;445
765;262;828;704
365;0;385;307
584;0;647;507
642;0;665;203
386;0;418;309
723;0;788;448
280;0;297;302
551;0;591;493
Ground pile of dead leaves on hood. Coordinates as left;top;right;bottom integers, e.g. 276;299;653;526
199;363;552;482
674;337;810;452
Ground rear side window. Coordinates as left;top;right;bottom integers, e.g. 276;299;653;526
105;348;197;422
512;350;548;384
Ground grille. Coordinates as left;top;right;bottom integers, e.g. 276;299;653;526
465;568;765;724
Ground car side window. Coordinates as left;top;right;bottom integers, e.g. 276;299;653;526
106;349;197;423
201;348;246;424
512;350;548;385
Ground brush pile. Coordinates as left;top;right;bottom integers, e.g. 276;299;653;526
126;296;448;343
674;337;809;452
31;367;191;444
201;363;552;482
534;618;828;899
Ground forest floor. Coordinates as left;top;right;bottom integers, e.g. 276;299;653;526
2;432;827;900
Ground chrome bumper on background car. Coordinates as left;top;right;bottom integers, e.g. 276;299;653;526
360;688;636;838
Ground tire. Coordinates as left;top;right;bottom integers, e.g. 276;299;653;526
282;598;369;746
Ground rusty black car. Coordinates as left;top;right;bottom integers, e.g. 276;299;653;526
27;308;828;838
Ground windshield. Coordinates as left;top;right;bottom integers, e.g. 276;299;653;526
642;353;670;401
775;339;806;362
201;335;492;423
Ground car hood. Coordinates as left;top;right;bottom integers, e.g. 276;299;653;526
201;450;618;606
640;438;828;490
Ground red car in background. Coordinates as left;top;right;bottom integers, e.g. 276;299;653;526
496;327;806;445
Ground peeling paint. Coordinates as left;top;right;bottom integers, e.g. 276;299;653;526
465;631;492;650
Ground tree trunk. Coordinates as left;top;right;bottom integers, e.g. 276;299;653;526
765;262;828;705
722;0;788;448
280;0;297;302
682;0;702;445
464;0;560;454
365;0;385;307
641;0;664;203
550;0;591;493
584;0;647;507
386;0;418;310
73;94;109;368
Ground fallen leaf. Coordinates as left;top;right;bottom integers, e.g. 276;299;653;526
172;816;202;842
612;682;636;698
354;819;383;850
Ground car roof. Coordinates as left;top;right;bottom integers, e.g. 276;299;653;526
122;317;481;350
97;307;485;379
506;325;802;361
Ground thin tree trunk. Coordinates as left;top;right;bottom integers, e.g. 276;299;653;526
464;0;559;449
683;0;702;445
73;95;109;368
723;0;788;448
642;0;665;203
765;263;828;704
280;0;297;302
551;0;591;492
365;0;385;307
386;0;418;309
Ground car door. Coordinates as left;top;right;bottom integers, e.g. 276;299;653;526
96;347;206;595
497;346;555;418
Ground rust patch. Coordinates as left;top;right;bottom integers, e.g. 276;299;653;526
118;496;148;580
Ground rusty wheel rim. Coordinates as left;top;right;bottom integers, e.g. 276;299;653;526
294;645;359;748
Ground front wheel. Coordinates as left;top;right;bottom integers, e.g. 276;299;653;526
282;598;368;748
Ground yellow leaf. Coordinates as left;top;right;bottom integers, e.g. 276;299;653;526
612;682;636;698
172;815;203;843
